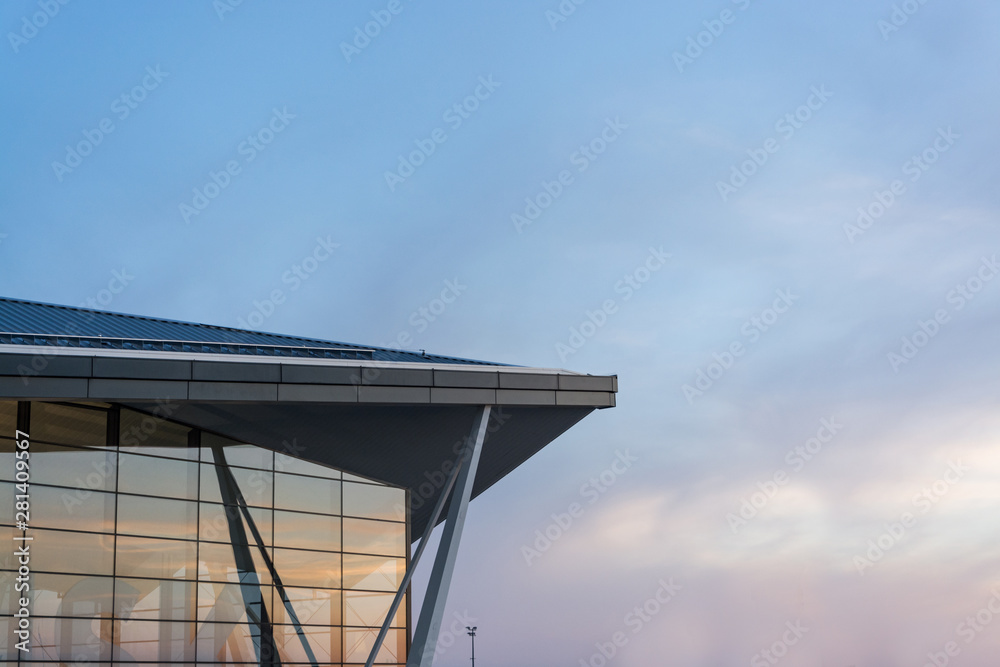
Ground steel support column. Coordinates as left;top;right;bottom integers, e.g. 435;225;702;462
363;417;469;667
404;405;491;667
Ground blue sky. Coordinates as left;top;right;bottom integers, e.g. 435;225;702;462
3;1;1000;665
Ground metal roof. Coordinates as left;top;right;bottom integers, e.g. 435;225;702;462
0;297;618;539
0;297;506;366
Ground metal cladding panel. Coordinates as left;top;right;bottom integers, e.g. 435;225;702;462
0;376;89;398
434;369;500;388
0;353;92;377
281;364;360;384
89;379;189;400
122;401;593;538
558;374;616;391
193;360;281;382
93;356;192;380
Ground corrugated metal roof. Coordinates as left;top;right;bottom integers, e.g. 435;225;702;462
0;297;506;366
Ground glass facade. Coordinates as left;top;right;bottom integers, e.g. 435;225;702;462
1;401;409;666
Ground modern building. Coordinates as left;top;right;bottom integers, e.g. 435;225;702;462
0;297;616;666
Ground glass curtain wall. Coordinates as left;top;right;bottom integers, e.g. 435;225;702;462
0;400;408;666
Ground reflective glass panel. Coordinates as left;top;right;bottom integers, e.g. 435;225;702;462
0;400;15;435
343;554;405;592
0;481;12;526
115;578;195;621
115;535;195;580
118;452;198;500
343;518;406;557
273;510;340;551
274;472;340;514
345;590;406;628
200;464;273;507
15;400;412;664
343;471;379;483
343;481;406;521
119;407;196;459
31;402;107;448
196;619;273;663
344;626;406;664
272;587;341;626
117;494;197;540
0;524;19;570
203;432;274;470
31;484;116;533
199;503;272;545
0;613;15;662
30;573;115;618
24;616;113;662
276;623;343;663
197;541;272;586
196;581;272;624
275;451;341;478
0;439;13;484
31;528;115;575
272;548;341;588
27;443;117;492
114;619;195;662
0;571;16;614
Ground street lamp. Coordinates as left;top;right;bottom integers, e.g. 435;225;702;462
466;626;477;667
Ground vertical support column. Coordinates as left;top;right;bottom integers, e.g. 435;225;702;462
406;405;491;667
364;432;467;667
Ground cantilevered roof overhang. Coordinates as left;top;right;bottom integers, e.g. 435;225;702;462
0;298;616;537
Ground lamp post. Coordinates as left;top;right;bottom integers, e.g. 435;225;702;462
466;626;477;667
